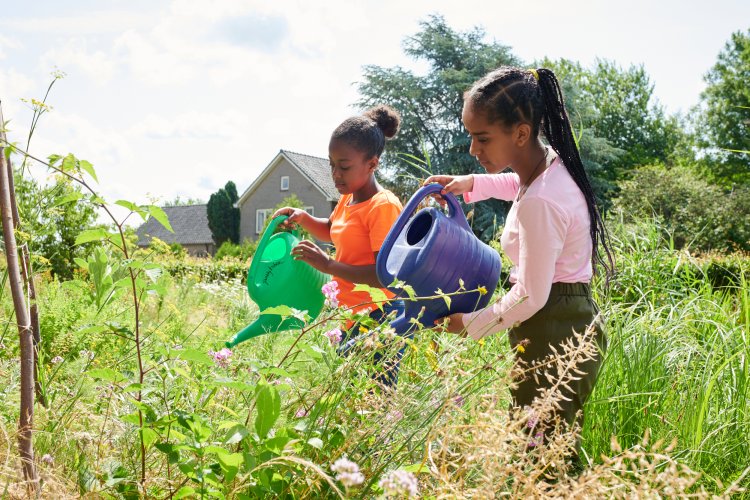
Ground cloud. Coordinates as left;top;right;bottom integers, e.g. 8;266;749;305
39;38;117;85
131;110;251;140
0;35;22;60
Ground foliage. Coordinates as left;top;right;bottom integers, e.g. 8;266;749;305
207;181;240;246
696;28;750;185
11;171;98;279
550;59;685;177
357;14;521;241
214;239;257;262
614;164;750;252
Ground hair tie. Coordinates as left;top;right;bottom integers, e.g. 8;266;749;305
529;69;539;81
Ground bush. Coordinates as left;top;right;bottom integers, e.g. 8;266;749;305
214;240;257;262
615;165;750;252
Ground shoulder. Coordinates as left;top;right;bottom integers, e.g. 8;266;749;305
370;189;403;210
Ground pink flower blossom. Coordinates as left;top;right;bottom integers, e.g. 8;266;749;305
378;469;419;497
50;356;64;365
331;456;364;487
295;408;308;418
321;280;340;308
209;348;233;368
323;327;343;345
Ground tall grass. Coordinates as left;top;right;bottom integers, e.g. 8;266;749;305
1;216;748;497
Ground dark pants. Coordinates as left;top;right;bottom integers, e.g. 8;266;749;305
508;283;606;459
338;300;406;388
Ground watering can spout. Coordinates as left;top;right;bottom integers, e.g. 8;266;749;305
225;315;299;348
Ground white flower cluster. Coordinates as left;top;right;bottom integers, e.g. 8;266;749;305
378;469;419;498
331;455;364;488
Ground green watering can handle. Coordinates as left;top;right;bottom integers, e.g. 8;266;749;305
247;215;300;297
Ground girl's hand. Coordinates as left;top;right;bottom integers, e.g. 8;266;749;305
271;207;308;229
291;240;331;273
423;175;474;196
435;313;467;335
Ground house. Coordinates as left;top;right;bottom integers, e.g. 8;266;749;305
237;150;339;242
136;204;216;256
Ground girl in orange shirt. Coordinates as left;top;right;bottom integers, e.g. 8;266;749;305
272;105;405;385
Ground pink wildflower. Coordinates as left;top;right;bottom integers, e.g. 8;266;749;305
209;347;233;368
295;408;308;418
50;356;64;365
321;280;340;308
323;327;343;345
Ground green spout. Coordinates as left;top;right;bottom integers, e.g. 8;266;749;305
225;314;304;348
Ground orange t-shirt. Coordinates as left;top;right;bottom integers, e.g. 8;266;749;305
329;190;403;313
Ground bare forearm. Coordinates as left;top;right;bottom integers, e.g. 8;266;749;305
298;213;332;242
326;261;382;288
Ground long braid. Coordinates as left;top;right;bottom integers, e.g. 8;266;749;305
536;69;615;279
465;66;615;279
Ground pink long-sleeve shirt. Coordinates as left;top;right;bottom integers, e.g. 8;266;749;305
462;157;593;340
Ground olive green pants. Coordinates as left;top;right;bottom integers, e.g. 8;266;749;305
508;283;606;443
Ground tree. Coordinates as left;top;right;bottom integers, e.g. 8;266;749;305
542;58;685;184
207;181;240;246
358;14;522;240
12;172;97;280
697;29;750;185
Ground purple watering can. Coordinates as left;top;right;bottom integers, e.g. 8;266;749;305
376;183;501;334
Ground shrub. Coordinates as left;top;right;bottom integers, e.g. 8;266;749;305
614;164;750;252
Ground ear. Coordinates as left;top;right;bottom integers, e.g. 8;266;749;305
513;123;533;147
367;155;379;172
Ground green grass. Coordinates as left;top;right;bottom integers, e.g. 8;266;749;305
1;217;748;497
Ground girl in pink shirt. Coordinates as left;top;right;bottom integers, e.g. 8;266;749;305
426;66;614;466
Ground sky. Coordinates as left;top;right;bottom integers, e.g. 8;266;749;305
1;0;748;220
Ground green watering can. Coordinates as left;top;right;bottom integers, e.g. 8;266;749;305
225;215;330;347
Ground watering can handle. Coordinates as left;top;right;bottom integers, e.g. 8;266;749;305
376;183;471;287
248;215;296;295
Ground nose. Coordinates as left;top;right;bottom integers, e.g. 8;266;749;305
469;137;480;157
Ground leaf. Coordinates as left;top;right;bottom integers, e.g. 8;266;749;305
436;288;451;309
61;153;76;172
260;305;293;317
51;192;83;207
174;486;196;499
307;437;323;450
87;368;127;384
140;427;159;450
177;348;213;366
116;200;148;220
352;284;389;309
255;384;281;439
75;228;108;245
147;205;173;233
78;159;98;182
224;424;250;445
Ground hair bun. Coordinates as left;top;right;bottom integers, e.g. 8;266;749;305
363;105;401;139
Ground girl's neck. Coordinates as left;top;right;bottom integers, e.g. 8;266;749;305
514;141;550;186
351;176;381;204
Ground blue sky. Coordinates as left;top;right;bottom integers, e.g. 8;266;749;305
1;0;748;212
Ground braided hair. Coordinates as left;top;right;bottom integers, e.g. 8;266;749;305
464;67;615;279
330;105;401;159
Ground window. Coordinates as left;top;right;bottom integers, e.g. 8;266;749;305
304;206;314;216
256;209;271;234
280;176;289;191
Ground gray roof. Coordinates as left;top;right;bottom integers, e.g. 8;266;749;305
136;204;214;246
280;150;339;201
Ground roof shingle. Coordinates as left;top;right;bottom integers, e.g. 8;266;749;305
281;150;339;201
136;204;213;246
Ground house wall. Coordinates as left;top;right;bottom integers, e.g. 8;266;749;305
182;243;215;257
239;158;334;242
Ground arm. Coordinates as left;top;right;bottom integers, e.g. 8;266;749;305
463;173;520;203
462;197;567;339
271;207;332;242
290;241;382;287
